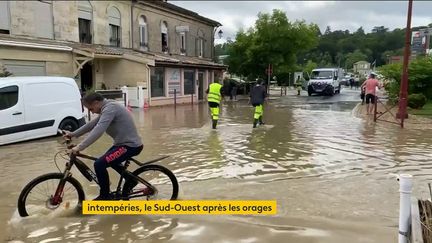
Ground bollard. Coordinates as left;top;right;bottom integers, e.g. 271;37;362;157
123;93;127;107
174;89;177;109
191;93;193;105
398;174;413;243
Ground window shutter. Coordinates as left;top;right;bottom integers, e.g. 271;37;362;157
34;1;53;38
139;26;143;44
195;38;199;56
0;1;10;31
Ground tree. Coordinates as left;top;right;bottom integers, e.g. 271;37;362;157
0;66;12;77
303;60;317;79
324;26;331;35
226;9;319;80
345;50;368;70
372;26;389;34
354;27;365;36
378;56;432;101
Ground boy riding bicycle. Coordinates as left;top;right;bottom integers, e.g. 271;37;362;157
63;92;143;200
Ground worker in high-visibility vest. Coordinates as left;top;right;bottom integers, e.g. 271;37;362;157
249;79;267;128
206;80;224;129
295;76;303;96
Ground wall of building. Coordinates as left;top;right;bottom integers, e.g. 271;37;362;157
92;1;131;47
149;66;215;106
0;46;73;77
9;1;53;39
53;2;79;42
8;1;132;47
99;59;149;89
133;3;214;58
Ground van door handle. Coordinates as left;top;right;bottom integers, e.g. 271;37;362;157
12;112;22;115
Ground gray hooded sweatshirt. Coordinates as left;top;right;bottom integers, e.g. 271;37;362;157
71;99;142;151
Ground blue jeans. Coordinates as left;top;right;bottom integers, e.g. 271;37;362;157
94;145;143;197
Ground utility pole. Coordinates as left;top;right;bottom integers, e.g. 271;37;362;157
266;63;272;95
396;0;413;128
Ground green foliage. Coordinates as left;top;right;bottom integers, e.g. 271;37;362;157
226;9;319;80
214;43;230;56
298;25;406;69
0;66;12;77
345;50;368;70
303;60;317;80
378;57;432;101
408;57;432;98
408;93;427;109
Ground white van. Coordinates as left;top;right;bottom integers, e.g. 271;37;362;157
307;68;343;96
0;76;85;145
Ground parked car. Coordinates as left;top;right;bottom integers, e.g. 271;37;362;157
340;75;352;86
0;76;85;145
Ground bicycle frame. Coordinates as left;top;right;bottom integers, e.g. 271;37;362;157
51;152;170;203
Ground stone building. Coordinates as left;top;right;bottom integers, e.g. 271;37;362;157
0;0;225;106
353;61;371;78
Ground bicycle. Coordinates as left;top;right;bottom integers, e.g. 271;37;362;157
17;131;179;217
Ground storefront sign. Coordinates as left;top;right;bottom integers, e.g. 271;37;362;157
166;68;181;97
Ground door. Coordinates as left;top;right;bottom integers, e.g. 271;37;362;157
0;84;26;144
198;72;204;100
81;63;93;91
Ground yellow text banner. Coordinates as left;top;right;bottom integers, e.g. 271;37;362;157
83;200;277;215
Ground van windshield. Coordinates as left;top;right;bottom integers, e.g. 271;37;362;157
311;71;333;79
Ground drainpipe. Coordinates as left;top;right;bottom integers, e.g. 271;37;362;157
146;63;151;106
212;27;217;61
130;0;135;49
398;174;413;243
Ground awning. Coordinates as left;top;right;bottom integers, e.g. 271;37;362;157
154;54;227;70
71;44;155;76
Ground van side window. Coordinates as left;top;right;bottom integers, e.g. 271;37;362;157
0;85;19;110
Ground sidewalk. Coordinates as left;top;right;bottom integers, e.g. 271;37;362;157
352;102;432;129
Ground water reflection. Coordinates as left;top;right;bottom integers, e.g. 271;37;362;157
2;93;432;242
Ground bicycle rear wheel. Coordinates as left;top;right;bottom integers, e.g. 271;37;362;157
122;164;178;200
17;173;85;217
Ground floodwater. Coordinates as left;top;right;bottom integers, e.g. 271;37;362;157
2;89;432;243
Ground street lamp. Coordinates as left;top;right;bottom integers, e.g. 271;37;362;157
218;29;223;39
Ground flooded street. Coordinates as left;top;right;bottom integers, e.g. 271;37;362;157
2;88;432;242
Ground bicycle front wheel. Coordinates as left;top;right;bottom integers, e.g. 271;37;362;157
123;164;179;200
17;173;85;217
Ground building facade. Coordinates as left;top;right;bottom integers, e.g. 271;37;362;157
353;61;371;77
0;0;225;106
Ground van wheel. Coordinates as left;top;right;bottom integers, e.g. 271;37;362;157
59;118;79;132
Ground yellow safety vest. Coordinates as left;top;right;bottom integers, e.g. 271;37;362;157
207;83;222;104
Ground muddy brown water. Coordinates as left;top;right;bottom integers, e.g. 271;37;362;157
2;89;432;242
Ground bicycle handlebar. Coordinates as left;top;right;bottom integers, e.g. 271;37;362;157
58;129;76;150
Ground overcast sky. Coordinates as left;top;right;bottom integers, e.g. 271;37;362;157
172;1;432;44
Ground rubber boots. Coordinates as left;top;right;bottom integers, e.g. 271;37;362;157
212;119;218;129
254;119;259;128
259;116;265;125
